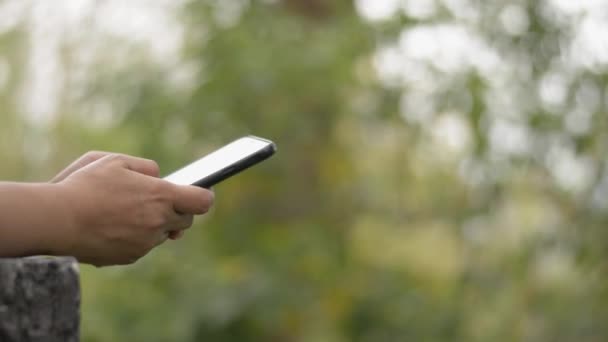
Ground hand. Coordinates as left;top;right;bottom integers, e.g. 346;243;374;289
53;153;214;266
52;151;190;241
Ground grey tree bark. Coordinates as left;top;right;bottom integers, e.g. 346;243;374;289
0;257;80;342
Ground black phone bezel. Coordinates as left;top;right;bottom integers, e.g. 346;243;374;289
191;140;276;189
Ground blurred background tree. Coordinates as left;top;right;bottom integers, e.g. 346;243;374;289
1;0;608;341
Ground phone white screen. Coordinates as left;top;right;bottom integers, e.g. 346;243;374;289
164;137;271;186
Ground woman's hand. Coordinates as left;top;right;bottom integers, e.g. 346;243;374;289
52;153;214;266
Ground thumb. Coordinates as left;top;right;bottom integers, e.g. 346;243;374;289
171;184;215;215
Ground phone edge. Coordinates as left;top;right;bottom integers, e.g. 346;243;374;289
192;142;276;188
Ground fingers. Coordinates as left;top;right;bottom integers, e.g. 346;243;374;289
114;155;161;178
156;231;170;246
111;156;214;215
168;230;185;240
169;213;194;231
52;151;112;183
81;151;112;164
54;152;160;183
171;185;214;215
159;213;192;243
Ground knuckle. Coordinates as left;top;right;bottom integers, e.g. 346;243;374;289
104;153;126;166
83;150;105;161
146;211;168;230
149;183;174;206
147;160;161;177
181;215;194;228
149;179;168;196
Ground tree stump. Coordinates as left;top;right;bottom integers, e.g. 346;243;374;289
0;257;80;342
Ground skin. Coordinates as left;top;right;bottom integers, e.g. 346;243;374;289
0;151;214;267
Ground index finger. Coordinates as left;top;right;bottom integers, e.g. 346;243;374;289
170;184;215;215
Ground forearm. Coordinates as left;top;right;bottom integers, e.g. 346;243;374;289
0;182;72;257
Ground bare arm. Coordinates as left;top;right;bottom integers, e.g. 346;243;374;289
0;152;214;266
0;182;72;257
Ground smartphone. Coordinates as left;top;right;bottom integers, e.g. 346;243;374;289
164;136;276;188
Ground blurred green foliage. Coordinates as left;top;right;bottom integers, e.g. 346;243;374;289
1;0;608;341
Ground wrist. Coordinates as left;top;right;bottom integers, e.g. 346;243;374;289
38;183;78;257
